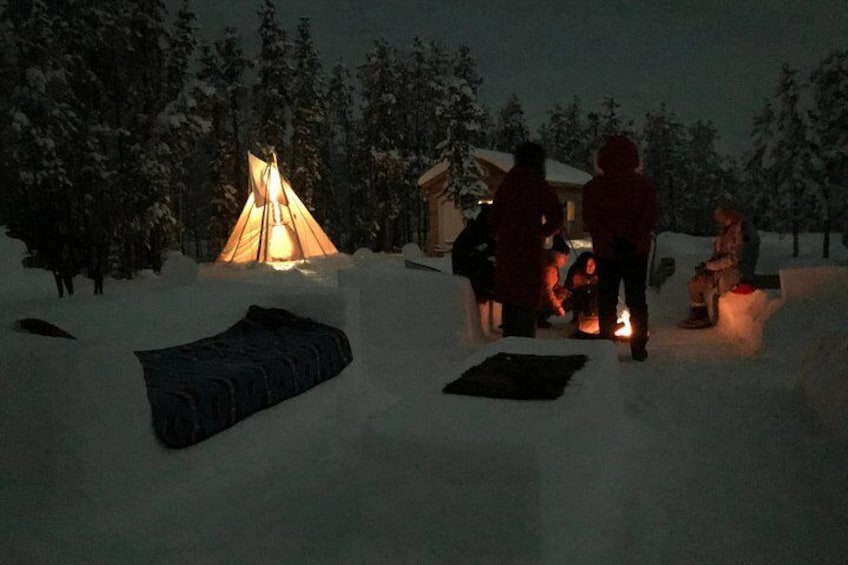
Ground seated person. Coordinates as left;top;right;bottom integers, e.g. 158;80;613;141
452;204;496;304
563;251;599;323
680;206;745;329
537;234;571;328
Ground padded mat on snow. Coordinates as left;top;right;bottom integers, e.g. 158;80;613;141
135;305;352;448
443;352;587;400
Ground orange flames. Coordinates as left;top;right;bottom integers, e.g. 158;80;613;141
615;309;632;338
577;309;633;338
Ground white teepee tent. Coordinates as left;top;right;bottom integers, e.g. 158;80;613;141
217;152;338;263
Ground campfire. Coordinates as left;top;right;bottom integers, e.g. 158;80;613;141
614;309;633;338
575;308;633;339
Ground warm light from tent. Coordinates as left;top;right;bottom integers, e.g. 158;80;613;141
269;260;299;271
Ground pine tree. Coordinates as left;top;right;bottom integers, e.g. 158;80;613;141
763;64;820;257
539;96;585;168
810;50;848;259
401;38;450;245
325;61;357;251
452;44;482;96
153;2;207;256
642;104;689;233
357;38;407;251
289;18;327;210
253;0;290;159
493;94;529;152
198;28;249;252
597;96;635;138
685;120;724;234
743;100;777;230
435;76;487;218
0;0;82;284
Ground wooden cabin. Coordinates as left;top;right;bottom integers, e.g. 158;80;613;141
417;148;592;255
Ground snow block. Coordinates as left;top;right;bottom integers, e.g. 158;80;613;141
800;331;848;442
338;266;483;351
780;266;848;301
716;289;776;355
356;338;636;563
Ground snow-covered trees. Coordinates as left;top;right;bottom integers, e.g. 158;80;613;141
539;97;586;168
253;0;290;160
809;50;848;258
198;27;249;251
1;0;81;278
357;39;408;251
761;65;821;257
289;18;327;210
642;105;689;233
493;94;529;152
435;77;487;218
743;54;848;258
324;62;357;250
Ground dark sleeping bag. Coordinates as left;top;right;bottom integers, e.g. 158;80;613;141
135;305;353;448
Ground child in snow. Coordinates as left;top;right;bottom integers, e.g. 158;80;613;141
564;251;599;323
537;234;571;328
680;206;745;329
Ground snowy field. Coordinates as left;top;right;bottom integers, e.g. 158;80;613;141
1;229;847;564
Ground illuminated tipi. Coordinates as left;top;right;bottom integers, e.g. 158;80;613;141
217;152;338;263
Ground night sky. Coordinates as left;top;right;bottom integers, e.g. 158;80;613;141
182;0;848;156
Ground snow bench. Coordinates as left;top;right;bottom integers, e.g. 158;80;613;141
337;265;483;351
715;266;848;356
355;337;639;563
0;281;378;561
715;288;778;355
781;267;848;441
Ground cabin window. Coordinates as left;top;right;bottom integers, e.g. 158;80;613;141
566;200;576;222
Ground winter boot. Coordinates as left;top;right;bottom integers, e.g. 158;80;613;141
631;338;648;361
678;305;711;329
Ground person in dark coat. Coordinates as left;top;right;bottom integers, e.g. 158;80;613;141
582;135;657;360
452;204;496;304
491;142;564;338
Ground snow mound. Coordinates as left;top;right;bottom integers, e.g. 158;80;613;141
158;251;198;286
401;242;423;259
0;227;54;301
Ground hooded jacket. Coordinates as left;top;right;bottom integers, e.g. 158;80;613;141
582;136;657;258
491;165;563;307
706;220;744;295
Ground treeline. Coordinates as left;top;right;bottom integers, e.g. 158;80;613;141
1;1;845;284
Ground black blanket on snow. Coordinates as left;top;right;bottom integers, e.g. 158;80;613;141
135;305;352;448
443;353;587;400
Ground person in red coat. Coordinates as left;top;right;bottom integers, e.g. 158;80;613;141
582;135;657;360
491;142;564;337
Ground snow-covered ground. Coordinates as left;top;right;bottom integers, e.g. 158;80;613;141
1;229;846;564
